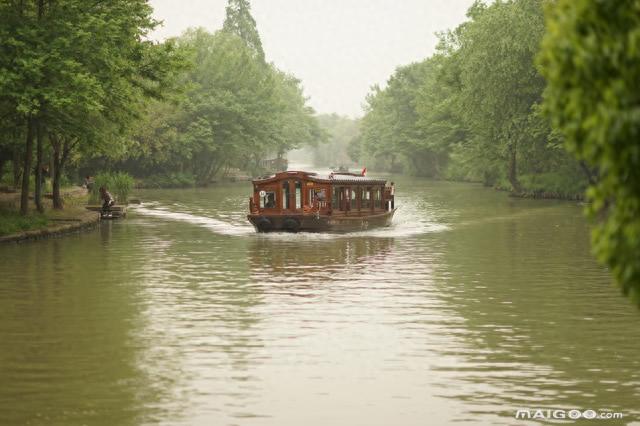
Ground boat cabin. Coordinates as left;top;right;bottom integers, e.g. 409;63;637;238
249;171;394;217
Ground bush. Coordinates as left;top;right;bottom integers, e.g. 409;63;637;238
112;172;134;203
0;169;9;186
89;171;134;204
489;172;587;200
518;172;587;198
137;172;196;189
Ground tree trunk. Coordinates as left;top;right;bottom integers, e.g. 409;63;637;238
507;142;521;193
51;134;64;209
20;118;34;215
34;120;44;213
200;157;221;185
12;148;22;188
211;160;225;179
52;152;63;209
580;161;598;186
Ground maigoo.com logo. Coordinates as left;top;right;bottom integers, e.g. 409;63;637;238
515;409;623;420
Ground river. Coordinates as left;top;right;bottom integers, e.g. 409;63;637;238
1;176;639;425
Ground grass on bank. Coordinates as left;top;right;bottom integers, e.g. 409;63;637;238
492;172;587;200
0;210;48;236
88;171;135;204
0;188;90;237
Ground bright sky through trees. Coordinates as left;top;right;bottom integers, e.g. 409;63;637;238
149;0;475;117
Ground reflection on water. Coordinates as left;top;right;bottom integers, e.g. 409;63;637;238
1;178;639;425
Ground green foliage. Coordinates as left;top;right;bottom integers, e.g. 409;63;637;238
139;172;196;189
455;0;547;190
2;0;318;196
124;26;323;184
357;0;587;198
0;164;10;185
90;172;134;204
308;114;358;167
358;60;440;176
539;0;640;304
111;172;134;204
517;172;587;199
222;0;265;62
0;0;182;212
0;210;48;236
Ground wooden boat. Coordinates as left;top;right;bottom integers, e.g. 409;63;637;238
247;170;396;233
85;205;127;219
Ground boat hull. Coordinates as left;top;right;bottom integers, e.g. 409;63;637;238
247;209;396;233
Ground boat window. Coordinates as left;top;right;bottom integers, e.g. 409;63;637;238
315;189;327;208
295;181;302;209
362;187;371;209
350;188;357;210
260;191;276;209
282;181;290;209
337;186;347;211
343;187;350;211
375;187;381;208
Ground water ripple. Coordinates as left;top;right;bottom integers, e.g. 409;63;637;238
1;180;639;426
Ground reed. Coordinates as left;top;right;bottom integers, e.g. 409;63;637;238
89;172;134;204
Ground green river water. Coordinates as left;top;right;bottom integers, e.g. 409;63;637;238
1;176;639;425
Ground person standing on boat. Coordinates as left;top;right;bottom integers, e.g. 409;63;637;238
99;186;115;215
390;182;395;210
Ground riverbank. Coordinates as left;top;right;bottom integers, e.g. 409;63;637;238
0;187;101;243
134;173;251;189
435;174;586;202
507;189;584;201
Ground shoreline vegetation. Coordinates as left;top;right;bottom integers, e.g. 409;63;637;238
337;1;591;203
0;0;324;225
0;187;100;242
130;168;586;201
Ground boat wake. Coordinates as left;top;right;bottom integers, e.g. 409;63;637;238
131;204;254;236
131;200;448;239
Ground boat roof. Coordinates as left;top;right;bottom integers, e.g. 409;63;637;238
252;170;388;185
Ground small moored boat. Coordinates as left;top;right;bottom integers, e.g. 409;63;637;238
247;170;396;233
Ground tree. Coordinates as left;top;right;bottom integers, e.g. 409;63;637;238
222;0;265;62
357;59;431;174
309;114;358;167
177;29;277;182
0;114;24;188
358;56;460;176
539;0;640;305
454;0;547;191
414;50;471;180
124;27;321;183
356;0;587;198
0;0;179;211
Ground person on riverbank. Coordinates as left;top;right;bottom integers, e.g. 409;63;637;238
99;186;115;215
